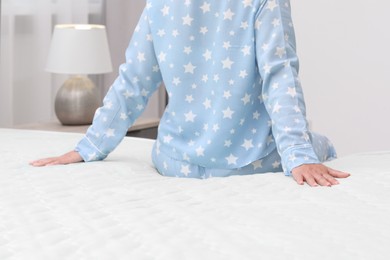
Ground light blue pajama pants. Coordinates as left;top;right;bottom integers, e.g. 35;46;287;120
152;132;337;179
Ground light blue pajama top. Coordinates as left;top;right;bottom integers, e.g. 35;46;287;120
75;0;321;175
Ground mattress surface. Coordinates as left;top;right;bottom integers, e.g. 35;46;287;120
0;128;389;260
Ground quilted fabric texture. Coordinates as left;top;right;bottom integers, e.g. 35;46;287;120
0;129;389;260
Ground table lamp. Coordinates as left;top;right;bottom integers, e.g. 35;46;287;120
46;24;113;125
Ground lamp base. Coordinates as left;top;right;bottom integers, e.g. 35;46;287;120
55;76;100;125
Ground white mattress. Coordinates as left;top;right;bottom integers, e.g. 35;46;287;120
0;128;389;260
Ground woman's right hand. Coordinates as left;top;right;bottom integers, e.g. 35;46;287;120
30;151;83;167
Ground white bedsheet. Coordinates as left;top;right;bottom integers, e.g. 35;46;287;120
0;128;389;260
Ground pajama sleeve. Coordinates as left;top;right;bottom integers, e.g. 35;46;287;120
255;0;320;175
75;8;163;162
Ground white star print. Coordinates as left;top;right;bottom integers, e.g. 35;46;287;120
272;102;282;113
180;164;191;176
182;14;194;26
267;135;274;145
161;5;170;16
184;62;196;74
252;160;263;170
275;46;286;58
223;9;235;20
172;77;181;86
293;105;301;113
202;74;209;82
241;139;254;151
185;95;194;103
222;57;234;69
241;45;251;56
141;89;149;97
263;63;271;74
239;70;248;78
223;41;231;50
255;19;262;30
183;46;192;54
137;52;145;62
132;77;139;84
272;160;281;169
267;0;279;11
123;90;133;99
240;23;249;32
242;0;253;8
287;87;297;97
158;51;167;62
272;18;280;27
203;49;212;61
302;132;310;142
224;140;232;147
222;107;235;119
163;134;173;143
106;128;115;138
289;154;297;162
157;29;166;37
184;111;197;122
200;2;211;13
172;30;180;37
241;93;251;105
196;146;205;156
199;26;208;34
203;98;211;109
120;113;128;120
226;154;238;165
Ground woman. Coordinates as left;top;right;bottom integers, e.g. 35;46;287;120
31;0;350;186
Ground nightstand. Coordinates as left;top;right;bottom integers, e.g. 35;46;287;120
13;117;160;139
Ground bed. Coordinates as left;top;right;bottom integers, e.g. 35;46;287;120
1;128;389;260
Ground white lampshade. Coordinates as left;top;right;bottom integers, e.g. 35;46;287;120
46;24;113;74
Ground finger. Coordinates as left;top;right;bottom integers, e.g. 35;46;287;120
313;173;332;187
292;172;305;185
303;173;318;187
327;167;351;178
321;173;340;185
44;158;71;166
30;158;56;167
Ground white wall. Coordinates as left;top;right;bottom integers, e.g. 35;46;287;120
291;0;390;156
